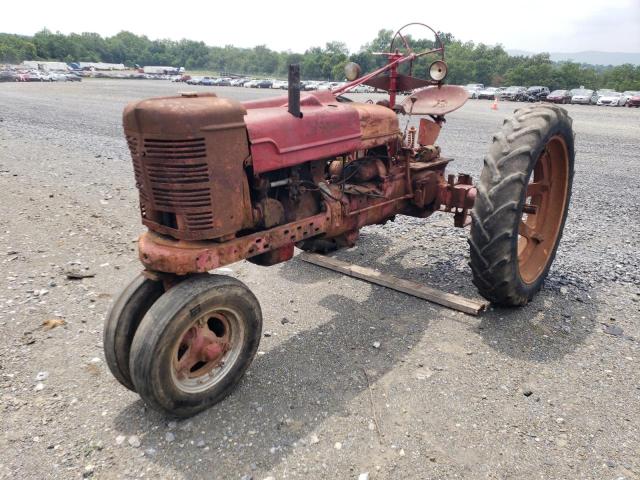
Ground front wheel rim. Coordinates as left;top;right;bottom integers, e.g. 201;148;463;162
517;134;570;284
170;307;245;394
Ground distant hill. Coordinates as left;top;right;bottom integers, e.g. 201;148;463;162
507;50;640;66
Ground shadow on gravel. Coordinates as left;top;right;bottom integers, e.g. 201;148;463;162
113;281;433;477
111;228;595;477
475;294;596;362
284;229;595;364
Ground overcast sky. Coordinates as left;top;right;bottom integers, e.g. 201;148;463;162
3;0;639;53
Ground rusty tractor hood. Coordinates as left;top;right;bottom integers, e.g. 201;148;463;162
123;91;401;177
243;91;400;174
123;92;246;135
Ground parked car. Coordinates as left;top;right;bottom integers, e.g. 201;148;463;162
519;86;550;102
571;88;596;104
464;83;484;99
48;73;67;81
186;76;203;85
215;78;232;86
271;79;287;89
25;72;44;82
595;89;615;101
0;71;19;82
596;91;624;106
464;87;479;99
172;74;191;83
244;79;259;88
621;91;640;106
545;89;573;104
65;73;82;82
477;87;500;100
500;86;526;101
256;79;273;89
317;82;340;91
626;94;640;107
351;84;373;93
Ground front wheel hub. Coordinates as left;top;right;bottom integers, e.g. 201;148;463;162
171;311;240;393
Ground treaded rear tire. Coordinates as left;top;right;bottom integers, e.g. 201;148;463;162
469;104;574;306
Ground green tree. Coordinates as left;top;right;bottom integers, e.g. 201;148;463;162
1;28;638;90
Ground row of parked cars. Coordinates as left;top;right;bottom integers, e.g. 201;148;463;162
173;75;379;92
0;69;82;82
464;84;640;107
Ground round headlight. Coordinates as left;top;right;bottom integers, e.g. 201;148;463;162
344;62;361;81
429;60;448;82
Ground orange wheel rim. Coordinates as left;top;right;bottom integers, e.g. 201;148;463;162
518;135;570;284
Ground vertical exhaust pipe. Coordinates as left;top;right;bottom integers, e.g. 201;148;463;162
288;64;302;118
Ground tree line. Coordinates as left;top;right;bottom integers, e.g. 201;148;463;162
1;28;639;91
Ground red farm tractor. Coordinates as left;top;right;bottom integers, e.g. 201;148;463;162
105;24;574;417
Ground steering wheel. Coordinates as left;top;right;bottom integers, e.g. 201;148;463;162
388;23;446;77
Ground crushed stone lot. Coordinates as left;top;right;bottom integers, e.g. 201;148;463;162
0;79;639;479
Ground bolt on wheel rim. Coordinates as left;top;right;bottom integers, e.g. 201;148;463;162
170;308;244;394
517;135;570;284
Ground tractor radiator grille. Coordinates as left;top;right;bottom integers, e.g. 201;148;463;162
123;93;250;241
127;136;216;234
151;187;211;209
143;138;207;159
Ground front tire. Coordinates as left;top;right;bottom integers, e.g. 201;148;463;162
469;104;574;306
129;274;262;417
104;275;164;391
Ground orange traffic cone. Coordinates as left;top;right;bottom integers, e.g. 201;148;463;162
491;98;498;110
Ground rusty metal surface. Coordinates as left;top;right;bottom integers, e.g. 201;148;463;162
247;244;295;266
334;22;445;110
364;74;432;93
349;103;402;149
436;174;477;227
124;24;484;279
418;118;441;146
518;135;570;284
401;85;468;116
139;212;329;274
123;92;253;241
174;317;231;380
353;158;387;182
245;94;361;174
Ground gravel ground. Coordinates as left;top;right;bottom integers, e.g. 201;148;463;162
0;80;639;480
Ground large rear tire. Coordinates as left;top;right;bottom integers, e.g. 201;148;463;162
469;104;574;306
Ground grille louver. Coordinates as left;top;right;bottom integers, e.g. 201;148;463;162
128;137;215;230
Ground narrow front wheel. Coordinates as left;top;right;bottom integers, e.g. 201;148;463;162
104;275;164;391
129;275;262;417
